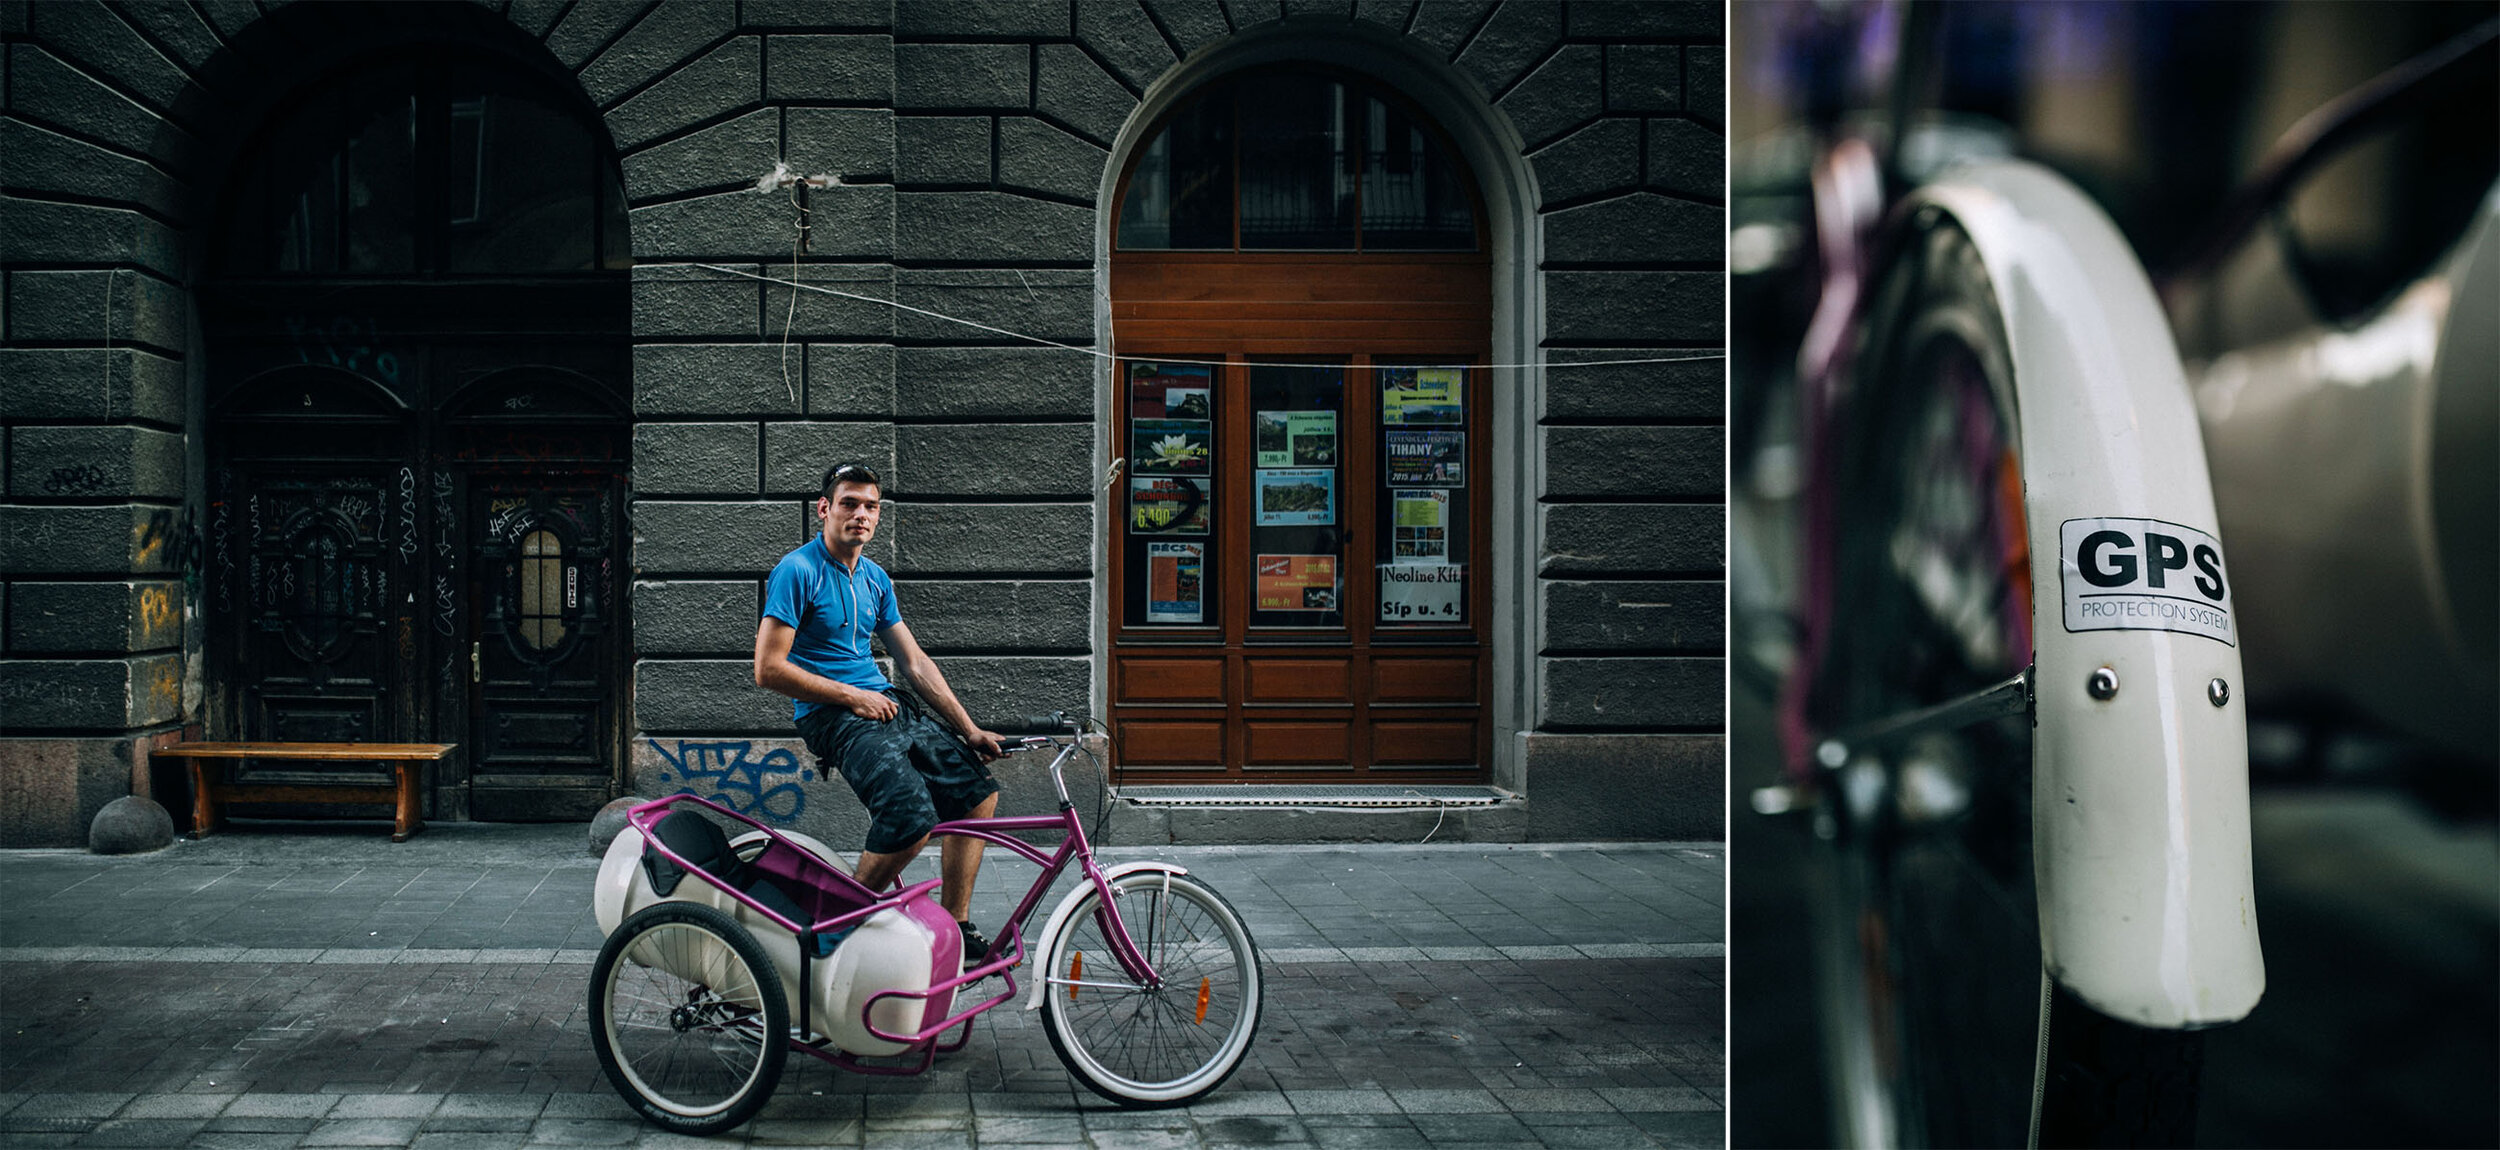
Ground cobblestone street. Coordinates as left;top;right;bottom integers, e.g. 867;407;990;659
1;826;1723;1148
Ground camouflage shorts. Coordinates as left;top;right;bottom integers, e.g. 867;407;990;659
797;691;999;855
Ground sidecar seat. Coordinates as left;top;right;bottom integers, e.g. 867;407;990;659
643;808;811;929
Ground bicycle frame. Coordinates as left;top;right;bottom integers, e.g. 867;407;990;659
622;731;1174;1074
926;742;1167;990
1904;160;2264;1030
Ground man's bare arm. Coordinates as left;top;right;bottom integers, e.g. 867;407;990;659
754;617;897;721
880;622;1002;757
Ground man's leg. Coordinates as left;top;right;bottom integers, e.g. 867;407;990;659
938;792;999;921
811;706;941;894
852;837;926;893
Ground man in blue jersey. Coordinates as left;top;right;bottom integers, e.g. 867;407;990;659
754;463;1006;962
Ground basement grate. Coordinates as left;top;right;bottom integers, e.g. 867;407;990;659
1117;784;1513;809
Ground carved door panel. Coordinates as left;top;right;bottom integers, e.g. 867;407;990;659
463;475;621;820
227;468;404;787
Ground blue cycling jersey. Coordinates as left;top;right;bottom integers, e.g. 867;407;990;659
761;536;901;722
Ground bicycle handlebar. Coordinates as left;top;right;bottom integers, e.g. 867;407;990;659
986;712;1079;736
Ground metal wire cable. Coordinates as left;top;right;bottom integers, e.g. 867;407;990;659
690;262;1723;373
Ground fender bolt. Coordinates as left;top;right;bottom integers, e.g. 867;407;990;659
2086;667;2119;701
2208;678;2229;707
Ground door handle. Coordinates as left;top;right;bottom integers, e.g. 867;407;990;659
472;641;481;684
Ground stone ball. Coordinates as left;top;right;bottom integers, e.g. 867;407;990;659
90;795;176;855
589;796;650;855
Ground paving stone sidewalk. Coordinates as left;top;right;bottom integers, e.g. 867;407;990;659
0;824;1723;1148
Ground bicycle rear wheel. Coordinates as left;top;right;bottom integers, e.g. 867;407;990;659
1808;213;2204;1147
1039;871;1263;1107
590;902;789;1136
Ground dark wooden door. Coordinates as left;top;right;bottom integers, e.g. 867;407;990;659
204;289;629;822
200;42;633;820
208;363;423;800
462;467;623;820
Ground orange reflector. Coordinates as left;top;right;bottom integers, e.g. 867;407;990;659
1195;977;1211;1024
1068;951;1082;1001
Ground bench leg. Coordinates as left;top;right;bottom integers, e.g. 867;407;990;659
189;761;218;838
393;760;422;842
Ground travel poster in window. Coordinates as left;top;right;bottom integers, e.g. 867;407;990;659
1255;411;1338;467
1132;420;1213;475
1391;489;1449;562
1130;362;1213;420
1291;412;1338;466
1254;468;1336;526
1256;554;1338;612
1255;411;1289;465
1146;543;1205;624
1380;366;1463;425
1130;475;1211;534
1385;429;1465;486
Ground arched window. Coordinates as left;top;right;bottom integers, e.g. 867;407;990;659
1108;69;1492;786
214;58;628;277
1118;72;1478;252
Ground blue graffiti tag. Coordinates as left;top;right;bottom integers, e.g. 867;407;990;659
651;740;810;823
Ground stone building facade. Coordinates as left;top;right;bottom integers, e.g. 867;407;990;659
0;0;1724;847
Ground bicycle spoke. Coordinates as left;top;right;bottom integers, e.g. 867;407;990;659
1045;976;1156;994
706;1037;755;1079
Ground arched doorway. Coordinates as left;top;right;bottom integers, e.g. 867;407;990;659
1107;67;1493;784
203;50;631;821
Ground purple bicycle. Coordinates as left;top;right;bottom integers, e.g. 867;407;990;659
586;713;1263;1135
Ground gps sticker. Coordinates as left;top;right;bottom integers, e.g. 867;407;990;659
2058;517;2235;646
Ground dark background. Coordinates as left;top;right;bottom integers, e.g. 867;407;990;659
1725;2;2499;1146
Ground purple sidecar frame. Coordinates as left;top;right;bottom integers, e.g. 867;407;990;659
621;784;1163;1077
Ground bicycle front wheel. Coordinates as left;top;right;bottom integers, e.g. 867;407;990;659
590;902;788;1136
1808;212;2205;1147
1039;871;1263;1107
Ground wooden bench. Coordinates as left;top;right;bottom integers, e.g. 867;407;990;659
153;742;456;843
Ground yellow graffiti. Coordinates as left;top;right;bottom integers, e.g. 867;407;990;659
137;584;178;636
147;659;181;704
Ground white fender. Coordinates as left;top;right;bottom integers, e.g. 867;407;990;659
1911;161;2263;1028
1022;861;1190;1011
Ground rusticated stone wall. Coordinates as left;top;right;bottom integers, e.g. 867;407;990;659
0;0;1726;845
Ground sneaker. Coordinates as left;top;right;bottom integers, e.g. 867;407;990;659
958;921;991;967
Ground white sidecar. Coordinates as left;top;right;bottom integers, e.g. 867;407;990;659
592;815;960;1058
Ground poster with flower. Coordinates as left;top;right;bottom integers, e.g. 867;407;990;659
1131;420;1212;475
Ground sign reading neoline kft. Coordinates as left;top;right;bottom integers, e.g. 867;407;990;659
2058;517;2235;646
